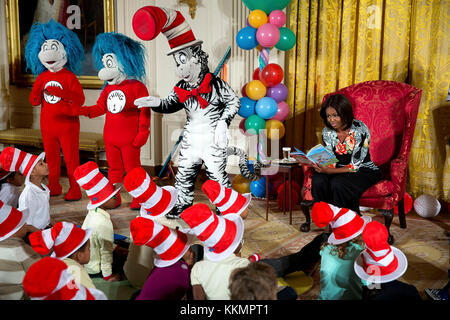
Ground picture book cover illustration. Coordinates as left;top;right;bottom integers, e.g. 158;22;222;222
291;144;338;166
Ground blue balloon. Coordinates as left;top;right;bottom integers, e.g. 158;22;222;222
250;177;269;198
255;97;278;119
236;26;258;50
238;97;256;118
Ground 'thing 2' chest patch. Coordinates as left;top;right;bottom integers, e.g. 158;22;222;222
43;81;63;104
107;90;126;114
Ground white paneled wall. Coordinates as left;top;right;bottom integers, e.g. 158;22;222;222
0;0;285;174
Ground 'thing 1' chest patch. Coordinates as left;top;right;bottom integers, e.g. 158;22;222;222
44;81;63;104
107;90;126;114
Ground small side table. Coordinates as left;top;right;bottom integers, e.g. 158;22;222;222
261;161;299;225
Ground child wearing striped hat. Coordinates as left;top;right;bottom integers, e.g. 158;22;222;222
312;201;371;300
0;201;41;299
29;221;96;290
74;161;123;282
0;168;25;208
0;147;54;230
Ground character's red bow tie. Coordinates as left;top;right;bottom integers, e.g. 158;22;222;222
174;73;212;109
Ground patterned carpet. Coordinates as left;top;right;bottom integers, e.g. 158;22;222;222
50;177;449;300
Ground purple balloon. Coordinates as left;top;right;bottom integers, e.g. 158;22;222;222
266;83;288;102
272;101;290;121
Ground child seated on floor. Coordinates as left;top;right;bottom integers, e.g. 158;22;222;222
74;161;123;282
0;147;55;230
0;169;25;208
23;257;107;300
0;201;41;300
311;201;371;300
29;221;96;290
354;220;422;300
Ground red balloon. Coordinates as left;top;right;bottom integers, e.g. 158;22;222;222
252;68;261;80
260;63;284;87
394;192;413;215
241;84;248;97
277;187;299;210
277;181;302;194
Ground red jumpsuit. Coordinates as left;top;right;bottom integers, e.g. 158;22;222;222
81;80;151;186
29;68;84;199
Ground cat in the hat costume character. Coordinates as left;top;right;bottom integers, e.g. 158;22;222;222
25;19;85;200
133;6;240;219
49;32;151;210
23;257;107;300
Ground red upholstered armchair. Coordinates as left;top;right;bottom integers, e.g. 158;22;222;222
300;80;422;244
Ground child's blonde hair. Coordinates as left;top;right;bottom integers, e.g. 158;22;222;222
321;235;364;259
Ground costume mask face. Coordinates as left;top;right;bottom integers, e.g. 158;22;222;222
98;53;127;85
38;39;67;73
173;48;202;86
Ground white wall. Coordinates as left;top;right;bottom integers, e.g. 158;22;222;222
0;0;285;174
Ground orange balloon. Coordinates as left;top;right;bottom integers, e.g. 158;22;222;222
265;119;285;140
248;9;268;29
246;80;267;100
232;174;251;194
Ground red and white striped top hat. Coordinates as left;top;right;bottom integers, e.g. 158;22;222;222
0;200;29;241
180;203;244;262
354;221;408;283
124;166;177;219
0;147;45;182
29;221;93;260
23;257;107;300
311;201;371;245
130;216;193;267
132;6;203;55
74;161;121;210
202;180;252;216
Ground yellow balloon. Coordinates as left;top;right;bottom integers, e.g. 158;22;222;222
265;119;285;140
232;174;251;194
248;9;268;29
246;80;267;100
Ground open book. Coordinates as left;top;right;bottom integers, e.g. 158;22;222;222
291;144;338;166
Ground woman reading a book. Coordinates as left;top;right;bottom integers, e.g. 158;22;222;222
311;94;382;215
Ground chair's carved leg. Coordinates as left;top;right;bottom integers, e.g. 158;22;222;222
380;209;395;245
300;200;313;232
397;198;407;229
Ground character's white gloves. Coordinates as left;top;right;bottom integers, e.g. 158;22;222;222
134;96;161;108
214;120;230;149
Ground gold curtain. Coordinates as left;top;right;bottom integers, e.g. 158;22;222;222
285;0;450;200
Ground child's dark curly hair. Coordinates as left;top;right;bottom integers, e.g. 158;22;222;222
321;235;365;259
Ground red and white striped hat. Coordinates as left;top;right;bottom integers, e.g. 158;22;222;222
130;216;193;267
132;6;203;55
180;203;244;262
23;257;107;300
0;147;45;181
29;221;92;260
311;201;371;245
0;200;29;241
354;221;408;283
124;166;177;219
202;180;252;216
74;161;121;210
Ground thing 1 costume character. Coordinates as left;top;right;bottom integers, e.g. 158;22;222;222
132;6;240;218
49;32;151;209
25;19;85;201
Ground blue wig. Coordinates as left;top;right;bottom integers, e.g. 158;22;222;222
25;19;84;76
93;32;147;82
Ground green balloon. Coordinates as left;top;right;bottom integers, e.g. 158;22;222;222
242;0;291;15
275;27;296;51
245;115;266;135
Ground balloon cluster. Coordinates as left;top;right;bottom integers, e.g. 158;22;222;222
235;1;296;198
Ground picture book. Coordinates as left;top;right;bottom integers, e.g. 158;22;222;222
291;144;338;166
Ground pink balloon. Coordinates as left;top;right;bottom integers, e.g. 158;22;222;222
271;101;290;121
256;23;280;48
269;10;286;28
239;118;252;136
